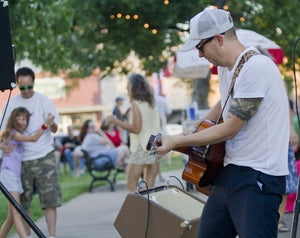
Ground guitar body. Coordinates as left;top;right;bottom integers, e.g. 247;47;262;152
180;120;225;194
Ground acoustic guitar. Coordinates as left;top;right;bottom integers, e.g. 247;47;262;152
146;120;225;196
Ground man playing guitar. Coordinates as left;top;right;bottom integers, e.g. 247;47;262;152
155;9;289;238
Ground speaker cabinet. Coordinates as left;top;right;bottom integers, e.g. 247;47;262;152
114;185;205;238
0;2;15;91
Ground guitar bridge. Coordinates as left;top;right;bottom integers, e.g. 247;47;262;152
190;144;211;161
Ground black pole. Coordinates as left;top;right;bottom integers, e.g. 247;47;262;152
0;181;46;238
291;37;300;238
291;178;300;238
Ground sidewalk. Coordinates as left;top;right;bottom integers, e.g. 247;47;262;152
9;169;300;238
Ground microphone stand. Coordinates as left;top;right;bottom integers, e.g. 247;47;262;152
291;37;300;238
291;178;300;238
0;181;46;238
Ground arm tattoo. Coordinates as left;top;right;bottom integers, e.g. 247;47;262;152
228;98;262;121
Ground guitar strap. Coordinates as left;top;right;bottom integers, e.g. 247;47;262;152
216;50;258;124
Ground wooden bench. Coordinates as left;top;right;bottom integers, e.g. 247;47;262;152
81;149;124;192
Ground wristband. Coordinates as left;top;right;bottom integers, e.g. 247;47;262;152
41;124;48;130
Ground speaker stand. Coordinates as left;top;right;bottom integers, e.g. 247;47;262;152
0;181;46;238
291;177;300;238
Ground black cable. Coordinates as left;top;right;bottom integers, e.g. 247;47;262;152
166;175;185;190
137;180;150;238
291;37;300;238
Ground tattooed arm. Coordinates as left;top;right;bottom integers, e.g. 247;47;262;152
228;98;262;121
156;97;262;155
225;97;263;136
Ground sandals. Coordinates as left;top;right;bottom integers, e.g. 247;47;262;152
278;221;290;232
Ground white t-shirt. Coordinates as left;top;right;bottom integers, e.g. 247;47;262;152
81;133;107;158
218;47;289;176
0;92;60;161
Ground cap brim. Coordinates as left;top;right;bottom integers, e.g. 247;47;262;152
178;39;200;52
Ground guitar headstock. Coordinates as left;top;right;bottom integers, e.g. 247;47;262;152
146;133;162;155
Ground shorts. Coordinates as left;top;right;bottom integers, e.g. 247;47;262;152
130;144;161;165
21;151;62;210
0;168;23;194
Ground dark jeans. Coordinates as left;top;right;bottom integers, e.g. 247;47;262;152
92;155;117;170
197;164;285;238
64;148;85;172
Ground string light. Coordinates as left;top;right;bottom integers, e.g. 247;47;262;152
101;29;108;34
164;0;169;5
240;17;245;22
109;8;163;35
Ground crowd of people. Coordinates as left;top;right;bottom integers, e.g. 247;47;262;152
0;67;171;237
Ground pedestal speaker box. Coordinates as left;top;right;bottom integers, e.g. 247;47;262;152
114;185;205;238
0;2;15;91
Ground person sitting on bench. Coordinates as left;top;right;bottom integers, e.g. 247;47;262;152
80;119;129;171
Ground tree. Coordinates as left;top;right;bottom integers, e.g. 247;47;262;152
9;0;208;77
8;0;300;80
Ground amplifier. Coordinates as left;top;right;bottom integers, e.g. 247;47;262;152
114;185;205;238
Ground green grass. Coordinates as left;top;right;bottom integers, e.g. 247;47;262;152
0;153;184;232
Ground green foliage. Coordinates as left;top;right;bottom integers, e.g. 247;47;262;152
8;0;300;77
228;0;300;70
8;0;210;77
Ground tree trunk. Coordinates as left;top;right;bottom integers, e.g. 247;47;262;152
192;72;211;109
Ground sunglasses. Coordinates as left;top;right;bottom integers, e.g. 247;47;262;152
18;83;34;91
195;36;215;52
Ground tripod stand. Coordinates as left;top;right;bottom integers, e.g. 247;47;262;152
291;37;300;238
291;179;300;238
0;181;46;238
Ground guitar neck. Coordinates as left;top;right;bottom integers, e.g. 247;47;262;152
172;119;216;158
173;145;208;160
